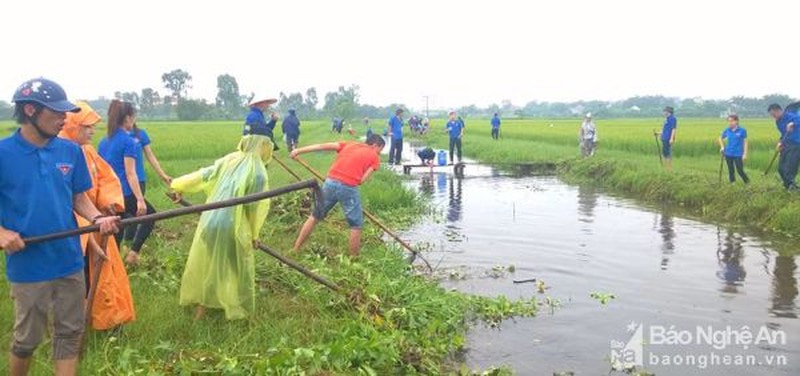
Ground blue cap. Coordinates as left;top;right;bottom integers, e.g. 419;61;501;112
12;78;80;113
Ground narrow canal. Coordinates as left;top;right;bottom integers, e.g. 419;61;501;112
395;144;799;375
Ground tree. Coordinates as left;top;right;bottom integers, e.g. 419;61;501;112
121;92;140;108
176;98;213;121
161;69;192;101
304;87;318;116
323;85;360;121
456;105;479;117
277;92;305;115
140;88;160;118
215;74;242;119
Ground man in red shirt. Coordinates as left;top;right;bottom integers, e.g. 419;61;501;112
290;135;385;256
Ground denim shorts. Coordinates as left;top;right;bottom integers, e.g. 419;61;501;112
662;142;672;158
313;179;363;228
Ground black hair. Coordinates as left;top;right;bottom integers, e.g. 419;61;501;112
13;102;43;125
366;134;386;147
727;114;739;121
767;103;782;112
664;106;674;114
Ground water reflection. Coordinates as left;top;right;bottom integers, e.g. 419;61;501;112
399;167;800;374
658;213;676;270
771;255;798;318
716;229;746;293
437;172;447;194
419;172;434;196
577;185;599;224
447;176;463;222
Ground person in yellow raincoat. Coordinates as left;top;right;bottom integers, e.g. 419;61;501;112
170;127;273;320
59;101;136;330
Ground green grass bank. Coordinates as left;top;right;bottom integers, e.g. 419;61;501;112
414;117;799;249
0;121;537;375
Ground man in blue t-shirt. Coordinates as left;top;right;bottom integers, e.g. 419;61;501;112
388;108;404;165
1;78;119;375
768;103;800;190
656;106;678;170
491;113;501;140
718;114;749;184
446;111;465;164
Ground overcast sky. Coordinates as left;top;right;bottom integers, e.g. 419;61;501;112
1;0;797;111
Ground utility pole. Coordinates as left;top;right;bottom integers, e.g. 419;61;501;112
423;95;429;118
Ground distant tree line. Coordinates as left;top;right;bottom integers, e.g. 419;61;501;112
0;70;795;121
459;94;798;119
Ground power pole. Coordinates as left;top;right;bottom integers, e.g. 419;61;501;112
423;95;429;118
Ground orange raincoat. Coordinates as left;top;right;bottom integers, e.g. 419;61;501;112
60;102;136;330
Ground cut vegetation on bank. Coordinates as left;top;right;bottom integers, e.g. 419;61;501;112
0;121;539;375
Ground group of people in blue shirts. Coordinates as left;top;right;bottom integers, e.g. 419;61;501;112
387;109;475;166
659;104;800;190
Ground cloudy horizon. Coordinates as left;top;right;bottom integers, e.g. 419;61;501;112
2;0;797;110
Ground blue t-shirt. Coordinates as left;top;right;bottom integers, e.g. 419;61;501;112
0;130;91;283
447;120;464;139
98;130;138;196
776;112;800;145
389;115;404;139
244;108;276;137
491;116;501;129
721;126;747;157
662;115;677;142
129;128;151;183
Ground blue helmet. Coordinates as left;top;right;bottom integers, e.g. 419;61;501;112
12;78;80;113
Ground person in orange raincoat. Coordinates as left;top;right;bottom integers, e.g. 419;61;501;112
59;101;136;330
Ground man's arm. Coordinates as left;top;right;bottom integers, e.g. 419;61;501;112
360;167;375;185
73;193;120;235
718;137;725;153
0;225;25;253
289;142;341;159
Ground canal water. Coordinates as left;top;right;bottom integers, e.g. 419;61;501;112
392;144;799;375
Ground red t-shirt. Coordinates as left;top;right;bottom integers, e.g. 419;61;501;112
328;142;380;186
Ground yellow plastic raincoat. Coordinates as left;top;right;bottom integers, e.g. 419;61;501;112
60;102;136;330
170;134;273;319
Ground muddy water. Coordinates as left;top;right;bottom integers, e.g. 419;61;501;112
394;145;799;375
